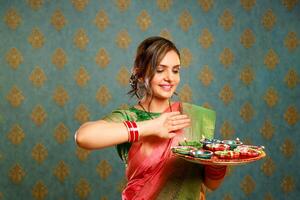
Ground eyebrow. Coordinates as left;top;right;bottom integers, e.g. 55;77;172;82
158;64;180;68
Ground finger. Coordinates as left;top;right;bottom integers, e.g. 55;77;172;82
170;114;190;121
171;117;190;124
168;117;190;126
168;117;190;125
173;118;191;125
170;121;190;131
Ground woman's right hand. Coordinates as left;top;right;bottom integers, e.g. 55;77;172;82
147;111;191;138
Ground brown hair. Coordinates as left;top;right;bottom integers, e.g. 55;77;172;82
128;36;180;99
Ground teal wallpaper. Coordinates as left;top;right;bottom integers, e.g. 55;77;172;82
0;0;299;199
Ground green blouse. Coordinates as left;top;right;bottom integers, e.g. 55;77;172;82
103;103;216;164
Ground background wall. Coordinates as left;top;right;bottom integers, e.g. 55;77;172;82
0;0;299;199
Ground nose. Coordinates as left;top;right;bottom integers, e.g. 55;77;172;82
163;70;173;81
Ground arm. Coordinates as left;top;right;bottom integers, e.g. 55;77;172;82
203;165;227;190
75;111;190;150
76;120;152;149
75;120;127;149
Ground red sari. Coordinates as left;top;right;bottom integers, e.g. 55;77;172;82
122;102;213;200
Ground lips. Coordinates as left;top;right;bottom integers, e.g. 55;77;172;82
159;84;173;91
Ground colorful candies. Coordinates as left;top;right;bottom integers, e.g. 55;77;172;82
173;138;263;160
189;149;213;159
205;143;230;152
234;145;262;158
221;138;243;150
214;150;240;159
172;146;196;155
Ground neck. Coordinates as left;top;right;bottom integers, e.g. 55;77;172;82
139;97;170;113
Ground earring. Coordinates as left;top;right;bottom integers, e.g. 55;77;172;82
129;74;137;88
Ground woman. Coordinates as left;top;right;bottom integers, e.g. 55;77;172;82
75;36;227;200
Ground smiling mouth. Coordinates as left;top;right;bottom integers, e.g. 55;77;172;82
159;85;173;91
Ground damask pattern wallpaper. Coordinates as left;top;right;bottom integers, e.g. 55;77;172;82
0;0;299;199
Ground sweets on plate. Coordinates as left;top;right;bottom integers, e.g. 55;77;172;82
173;137;265;160
172;146;197;155
221;138;243;150
179;140;202;148
234;145;264;158
189;149;213;159
204;143;230;152
214;150;240;159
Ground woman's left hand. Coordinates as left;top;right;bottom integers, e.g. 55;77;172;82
139;111;191;139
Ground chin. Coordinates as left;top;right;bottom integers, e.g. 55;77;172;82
156;93;174;100
152;88;176;100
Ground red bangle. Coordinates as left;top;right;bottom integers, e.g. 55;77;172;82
123;121;133;142
131;121;139;142
123;121;139;142
205;165;227;180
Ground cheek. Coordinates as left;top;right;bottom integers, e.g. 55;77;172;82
175;76;180;85
151;75;162;85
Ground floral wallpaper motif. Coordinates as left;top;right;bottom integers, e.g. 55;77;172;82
0;0;299;199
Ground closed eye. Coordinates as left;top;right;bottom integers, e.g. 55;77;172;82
156;68;164;73
156;65;180;73
173;66;180;73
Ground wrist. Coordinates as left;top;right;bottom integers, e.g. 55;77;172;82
123;119;156;142
204;165;227;180
137;119;156;138
123;121;139;142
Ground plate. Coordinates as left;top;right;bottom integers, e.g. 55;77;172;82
172;149;266;166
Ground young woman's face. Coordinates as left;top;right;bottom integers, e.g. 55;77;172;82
149;50;180;101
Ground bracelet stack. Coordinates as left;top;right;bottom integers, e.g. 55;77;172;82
205;165;227;180
123;121;139;142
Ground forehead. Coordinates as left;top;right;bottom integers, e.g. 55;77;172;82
159;50;180;66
